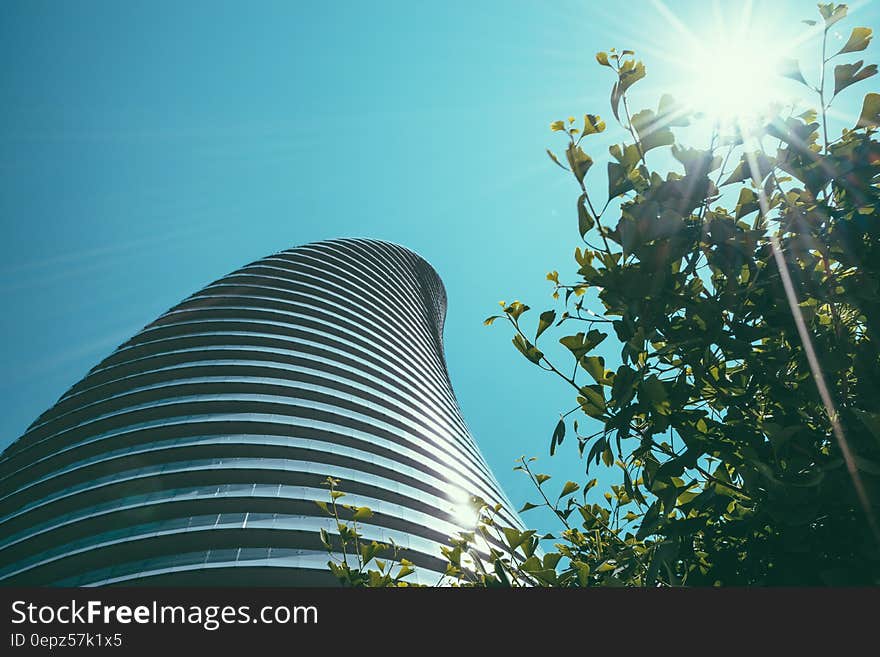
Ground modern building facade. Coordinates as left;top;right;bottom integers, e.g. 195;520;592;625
0;238;523;585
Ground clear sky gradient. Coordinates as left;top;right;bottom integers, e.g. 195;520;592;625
2;0;878;528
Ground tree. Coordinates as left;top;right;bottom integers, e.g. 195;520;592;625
324;2;880;586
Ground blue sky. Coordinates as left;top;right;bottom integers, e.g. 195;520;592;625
2;0;878;530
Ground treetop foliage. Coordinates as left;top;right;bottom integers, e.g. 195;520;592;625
326;3;880;586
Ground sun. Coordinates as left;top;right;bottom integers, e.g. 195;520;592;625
646;0;812;135
676;30;790;129
447;485;479;528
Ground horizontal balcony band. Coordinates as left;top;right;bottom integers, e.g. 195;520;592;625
2;400;499;509
29;354;471;449
0;433;517;533
22;370;485;479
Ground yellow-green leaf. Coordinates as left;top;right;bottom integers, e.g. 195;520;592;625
837;27;872;56
512;334;543;364
857;92;880;128
546;148;568;171
581;355;606;384
577;194;595;237
352;506;373;520
550;120;566;131
504;301;530;320
581;113;606;136
536;310;556;340
566;144;593;183
502;527;525;548
611;59;646;120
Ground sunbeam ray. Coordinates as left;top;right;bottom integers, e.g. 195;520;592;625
747;150;880;546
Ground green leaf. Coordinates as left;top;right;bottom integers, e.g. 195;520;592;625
535;473;552;486
559;329;607;359
536;310;556;340
607;161;634;200
857;92;880;128
837;27;872;56
834;61;878;97
566;143;594;183
735;187;760;219
550;418;565;456
502;527;526;548
609;142;642;168
483;315;501;326
518;501;540;513
630;108;675;153
577;194;595;237
581;355;607;384
610;364;638;408
550;120;566;131
636;500;662;539
639;375;670;415
578;384;607;416
542;552;562;571
512;334;544;364
314;500;330;515
596;51;611;67
493;560;511;587
560;480;580;496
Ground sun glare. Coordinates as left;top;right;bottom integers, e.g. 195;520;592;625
448;486;479;528
677;31;789;129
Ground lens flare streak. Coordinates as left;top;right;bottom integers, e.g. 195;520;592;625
747;151;880;544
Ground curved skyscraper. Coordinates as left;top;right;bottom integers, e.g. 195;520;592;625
0;238;523;586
